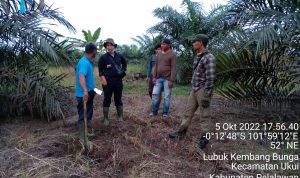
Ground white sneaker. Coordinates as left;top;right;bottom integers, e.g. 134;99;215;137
162;114;168;118
149;112;155;117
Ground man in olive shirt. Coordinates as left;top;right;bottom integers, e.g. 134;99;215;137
146;44;161;98
150;39;177;118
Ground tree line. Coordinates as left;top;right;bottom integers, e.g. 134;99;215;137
0;0;299;121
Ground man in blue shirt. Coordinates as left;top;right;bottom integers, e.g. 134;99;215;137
76;43;97;142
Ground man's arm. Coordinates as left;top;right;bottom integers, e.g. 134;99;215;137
152;62;158;84
98;55;107;86
170;53;177;82
120;55;127;71
79;75;88;92
98;55;105;76
152;54;158;79
78;62;89;101
204;54;216;97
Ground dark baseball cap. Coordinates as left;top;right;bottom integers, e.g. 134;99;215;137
85;43;97;53
192;34;209;44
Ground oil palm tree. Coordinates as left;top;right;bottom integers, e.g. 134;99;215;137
148;0;211;54
117;44;143;64
148;0;227;84
0;0;76;121
150;0;299;112
131;34;164;64
215;0;300;109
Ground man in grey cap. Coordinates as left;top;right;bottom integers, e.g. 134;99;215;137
98;38;127;126
169;34;216;150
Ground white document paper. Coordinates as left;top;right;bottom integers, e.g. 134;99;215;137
94;88;103;96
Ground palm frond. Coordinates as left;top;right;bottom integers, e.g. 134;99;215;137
216;47;295;105
0;0;75;120
0;65;71;121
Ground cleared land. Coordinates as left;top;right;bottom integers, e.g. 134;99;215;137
0;65;298;178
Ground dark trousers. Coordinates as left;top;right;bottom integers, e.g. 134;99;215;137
76;91;95;126
103;78;123;107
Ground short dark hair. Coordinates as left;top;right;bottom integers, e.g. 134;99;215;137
193;34;209;47
154;44;161;50
162;38;171;45
85;43;97;53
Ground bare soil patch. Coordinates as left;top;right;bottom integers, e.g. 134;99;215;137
0;94;298;178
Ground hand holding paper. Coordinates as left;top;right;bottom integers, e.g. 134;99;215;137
94;88;103;96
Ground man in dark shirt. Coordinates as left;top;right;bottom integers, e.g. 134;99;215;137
146;44;161;98
169;34;216;150
98;38;127;126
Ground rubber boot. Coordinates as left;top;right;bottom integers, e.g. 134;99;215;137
198;136;209;149
116;106;124;121
103;107;110;126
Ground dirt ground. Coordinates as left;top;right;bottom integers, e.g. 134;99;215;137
0;93;299;178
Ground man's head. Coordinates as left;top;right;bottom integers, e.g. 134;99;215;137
85;43;97;60
104;38;117;53
154;44;162;54
192;34;209;51
161;38;171;52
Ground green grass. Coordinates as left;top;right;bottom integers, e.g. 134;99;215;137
173;84;190;95
123;80;190;96
48;66;101;88
126;64;146;75
123;64;190;95
48;66;76;87
123;80;147;94
47;65;190;95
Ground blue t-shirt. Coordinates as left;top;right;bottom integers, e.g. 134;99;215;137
75;56;95;97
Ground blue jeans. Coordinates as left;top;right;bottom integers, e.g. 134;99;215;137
151;78;172;115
